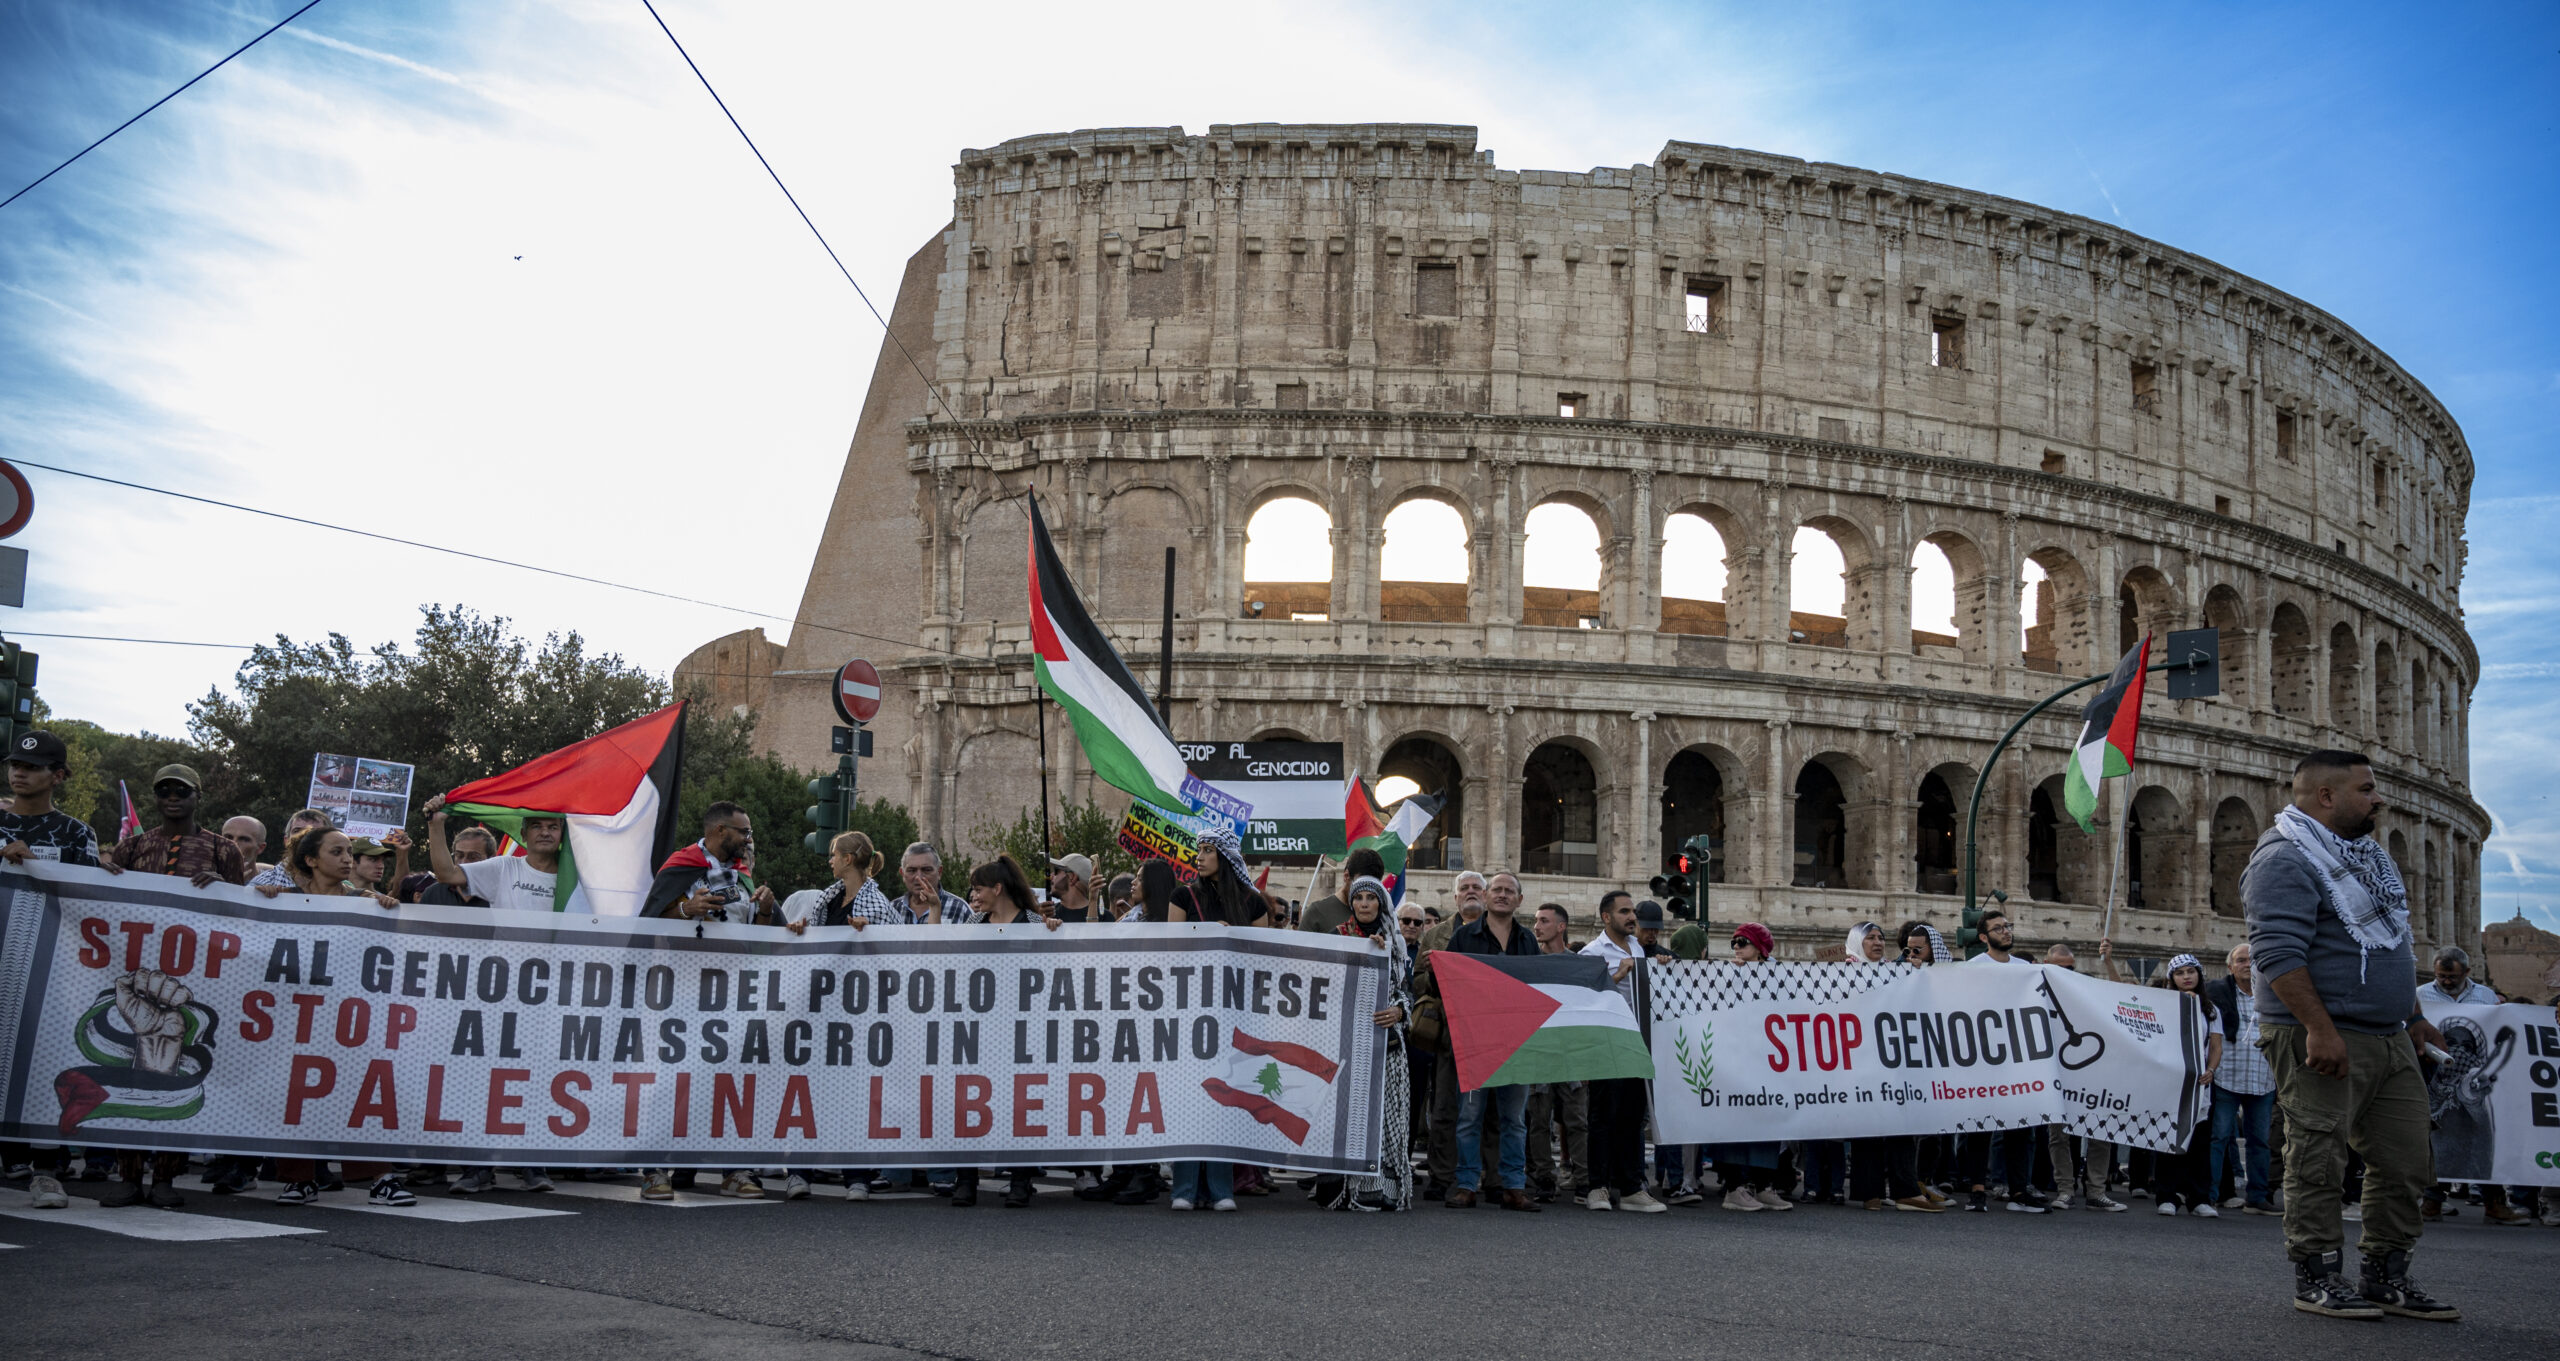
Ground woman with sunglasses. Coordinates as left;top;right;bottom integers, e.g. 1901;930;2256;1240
1710;923;1794;1212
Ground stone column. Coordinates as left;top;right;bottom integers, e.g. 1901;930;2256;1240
2189;769;2216;926
1890;730;1915;893
1204;448;1234;617
1764;718;1792;888
1992;511;2020;689
1625;711;1658;879
1484;703;1516;869
1628;467;1659;631
1488;456;1521;627
2310;591;2334;731
1342;454;1375;622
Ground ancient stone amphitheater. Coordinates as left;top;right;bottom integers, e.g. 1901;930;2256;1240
681;123;2483;965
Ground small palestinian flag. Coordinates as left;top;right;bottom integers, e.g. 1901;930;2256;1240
443;702;687;915
1343;773;1442;904
1202;1028;1340;1145
1028;492;1193;812
1435;952;1654;1091
2063;634;2150;833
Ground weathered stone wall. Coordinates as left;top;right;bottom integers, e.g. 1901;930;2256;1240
721;124;2486;963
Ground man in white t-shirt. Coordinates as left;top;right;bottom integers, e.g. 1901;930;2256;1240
425;798;561;913
1575;891;1664;1214
1954;904;2049;1213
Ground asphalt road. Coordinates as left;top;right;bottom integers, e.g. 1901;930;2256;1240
2;1173;2553;1361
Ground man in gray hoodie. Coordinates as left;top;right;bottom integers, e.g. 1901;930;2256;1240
2243;749;2456;1323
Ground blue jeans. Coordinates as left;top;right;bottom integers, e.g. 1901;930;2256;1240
1454;1084;1530;1191
2210;1086;2273;1205
1169;1160;1232;1205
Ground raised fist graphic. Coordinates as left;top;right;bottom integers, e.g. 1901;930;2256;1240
113;969;193;1075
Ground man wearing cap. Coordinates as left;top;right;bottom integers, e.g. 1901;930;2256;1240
1633;899;1672;959
102;764;246;890
0;730;100;1211
98;761;244;1207
1047;852;1099;922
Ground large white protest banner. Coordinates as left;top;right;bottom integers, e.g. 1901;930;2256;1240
1648;960;2206;1152
2418;998;2560;1188
0;866;1389;1171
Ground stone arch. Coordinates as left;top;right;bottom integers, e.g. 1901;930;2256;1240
2029;773;2107;904
1520;738;1603;877
1097;483;1197;621
2119;564;2180;656
1522;496;1605;628
1378;490;1473;624
1240;493;1334;621
953;725;1041;846
2021;545;2094;674
1659;501;1739;637
1789;515;1874;650
1659;744;1741;881
1793;752;1866;889
1377;732;1465;870
2203;585;2252;711
2371;639;2399;749
1252;726;1312;742
1913;762;1973;894
2209;796;2259;918
2269;601;2314;717
2326;621;2361;732
2126;785;2191;912
1912;527;1991;662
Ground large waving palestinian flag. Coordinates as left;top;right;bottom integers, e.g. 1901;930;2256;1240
1436;952;1654;1091
1028;492;1193;811
2063;635;2149;833
444;702;687;916
1343;774;1443;904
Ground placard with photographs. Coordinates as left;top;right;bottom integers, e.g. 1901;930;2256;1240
307;754;415;839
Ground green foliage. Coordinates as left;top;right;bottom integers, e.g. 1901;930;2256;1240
36;692;203;844
970;798;1134;887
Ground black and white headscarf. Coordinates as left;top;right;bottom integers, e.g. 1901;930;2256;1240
2274;804;2409;979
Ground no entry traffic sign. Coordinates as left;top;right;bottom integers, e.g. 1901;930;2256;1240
0;461;31;540
833;658;881;726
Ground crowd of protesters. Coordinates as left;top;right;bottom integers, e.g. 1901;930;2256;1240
1;733;2554;1319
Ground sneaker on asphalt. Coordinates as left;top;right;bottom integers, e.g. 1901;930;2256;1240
450;1169;497;1196
405;1168;449;1188
1720;1188;1762;1212
1754;1187;1793;1210
1965;1190;1988;1213
2047;1193;2074;1211
1666;1184;1705;1207
29;1174;69;1208
784;1174;810;1201
145;1181;186;1209
1585;1187;1614;1211
720;1171;765;1199
2194;1203;2220;1218
516;1169;556;1193
1169;1197;1196;1211
2243;1199;2278;1215
641;1172;674;1201
2341;1202;2362;1222
1618;1189;1668;1214
2360;1249;2458;1321
368;1175;417;1207
2222;1195;2246;1209
2084;1192;2127;1212
2158;1201;2179;1215
844;1181;870;1201
2005;1197;2047;1214
1212;1198;1238;1212
2484;1204;2531;1226
1893;1195;1944;1213
275;1181;320;1205
867;1178;896;1196
2294;1251;2384;1319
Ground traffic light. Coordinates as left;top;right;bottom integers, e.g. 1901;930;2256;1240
0;638;30;746
1663;873;1692;921
1958;889;2006;959
802;772;844;855
1677;834;1714;931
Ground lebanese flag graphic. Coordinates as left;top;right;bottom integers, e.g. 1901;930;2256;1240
1201;1029;1340;1145
443;702;687;915
1435;952;1655;1091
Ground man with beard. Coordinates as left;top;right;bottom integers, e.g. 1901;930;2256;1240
2245;751;2456;1321
1415;870;1488;1199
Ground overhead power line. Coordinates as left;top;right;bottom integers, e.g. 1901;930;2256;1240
0;0;330;213
4;630;253;649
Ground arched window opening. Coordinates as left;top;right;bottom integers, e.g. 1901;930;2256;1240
2269;603;2314;717
2119;566;2175;657
2021;549;2092;674
2204;586;2251;710
1793;761;1849;888
2327;623;2361;729
1522;502;1603;629
2210;798;2258;918
1912;542;1958;650
1521;742;1600;877
1789;526;1849;647
1660;512;1728;637
1914;771;1959;894
1241;497;1333;621
2028;785;2062;901
2019;558;2054;670
2128;787;2188;912
1379;499;1470;623
1379;737;1463;870
1659;750;1726;880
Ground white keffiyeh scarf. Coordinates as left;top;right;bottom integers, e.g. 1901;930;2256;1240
2273;804;2409;980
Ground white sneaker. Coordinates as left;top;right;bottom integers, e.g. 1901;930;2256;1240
1754;1187;1794;1211
784;1174;810;1201
2157;1201;2179;1216
1211;1198;1238;1212
28;1174;68;1209
1721;1187;1762;1212
367;1174;417;1207
1618;1188;1668;1214
2221;1195;2245;1209
844;1180;870;1201
1168;1197;1196;1211
2194;1203;2219;1218
1585;1187;1615;1211
2342;1203;2362;1222
719;1171;765;1199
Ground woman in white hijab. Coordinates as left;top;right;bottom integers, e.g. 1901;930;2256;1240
1843;921;1888;964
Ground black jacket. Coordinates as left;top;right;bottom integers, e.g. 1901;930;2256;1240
2203;975;2244;1043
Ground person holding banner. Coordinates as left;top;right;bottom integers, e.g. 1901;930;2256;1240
1421;870;1540;1211
1952;906;2051;1214
2147;955;2225;1217
957;856;1062;1209
1327;875;1414;1210
251;825;398;910
2244;750;2458;1322
1710;924;1795;1214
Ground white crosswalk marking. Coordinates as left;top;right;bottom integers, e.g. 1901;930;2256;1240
297;1188;576;1223
0;1187;321;1242
541;1180;777;1209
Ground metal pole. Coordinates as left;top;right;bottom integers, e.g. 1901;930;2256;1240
1036;690;1052;870
1158;546;1176;723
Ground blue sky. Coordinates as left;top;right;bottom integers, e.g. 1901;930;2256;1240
2;1;2554;925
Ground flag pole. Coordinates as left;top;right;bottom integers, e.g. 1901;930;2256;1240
2098;774;2130;945
1036;689;1052;871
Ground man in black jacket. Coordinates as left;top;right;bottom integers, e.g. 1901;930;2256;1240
1416;870;1542;1212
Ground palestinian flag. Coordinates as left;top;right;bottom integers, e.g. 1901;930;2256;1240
443;702;687;915
1435;952;1654;1091
1028;492;1192;811
1202;1028;1340;1145
2063;634;2150;833
1343;773;1442;903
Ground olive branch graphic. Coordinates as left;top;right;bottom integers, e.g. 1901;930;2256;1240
1674;1021;1715;1097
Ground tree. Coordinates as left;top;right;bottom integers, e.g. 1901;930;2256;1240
972;799;1134;888
36;698;202;844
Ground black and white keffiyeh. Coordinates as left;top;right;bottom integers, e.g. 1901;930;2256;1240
2274;804;2409;978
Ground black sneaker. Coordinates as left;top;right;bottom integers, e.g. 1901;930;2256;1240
2360;1250;2459;1321
2295;1251;2384;1319
144;1181;186;1209
96;1179;145;1208
1966;1190;1988;1212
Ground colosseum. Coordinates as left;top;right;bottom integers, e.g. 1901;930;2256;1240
681;123;2485;968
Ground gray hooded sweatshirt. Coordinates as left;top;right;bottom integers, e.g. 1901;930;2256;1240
2239;825;2415;1036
